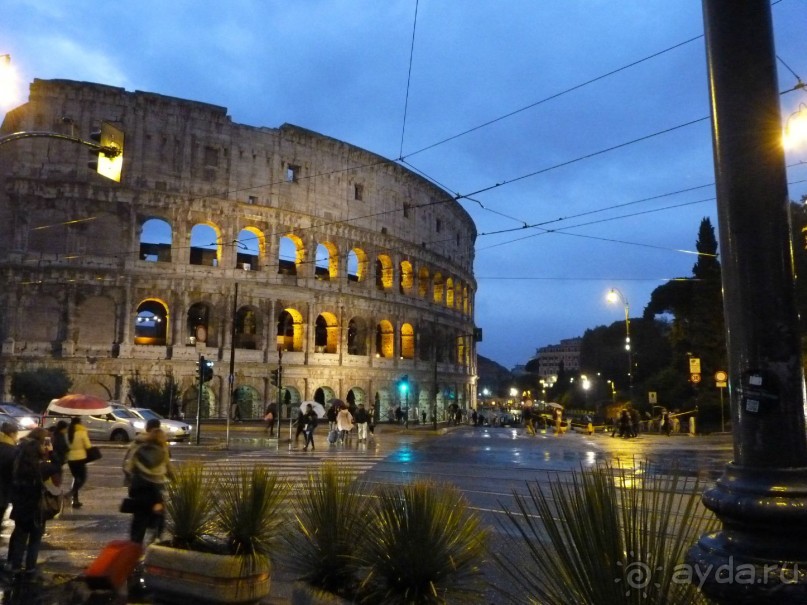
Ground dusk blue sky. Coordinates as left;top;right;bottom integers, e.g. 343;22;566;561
2;1;807;369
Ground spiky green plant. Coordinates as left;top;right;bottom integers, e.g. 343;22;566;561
359;480;489;605
492;461;719;605
281;462;369;597
164;462;215;549
213;466;290;573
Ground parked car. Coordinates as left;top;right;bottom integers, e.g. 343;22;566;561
0;403;40;430
43;409;138;442
111;404;191;441
0;412;31;439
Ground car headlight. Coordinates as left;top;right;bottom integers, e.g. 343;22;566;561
133;420;146;430
168;425;180;433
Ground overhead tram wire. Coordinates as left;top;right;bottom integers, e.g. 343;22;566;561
398;0;420;161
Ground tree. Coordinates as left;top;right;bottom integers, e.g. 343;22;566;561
127;372;181;417
10;368;72;412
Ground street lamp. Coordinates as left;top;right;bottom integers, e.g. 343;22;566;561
607;288;633;402
0;54;20;110
581;374;591;408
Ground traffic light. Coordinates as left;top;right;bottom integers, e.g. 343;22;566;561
198;356;214;383
270;368;281;387
88;121;124;182
398;375;409;395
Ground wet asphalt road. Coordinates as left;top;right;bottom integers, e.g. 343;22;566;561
0;423;734;604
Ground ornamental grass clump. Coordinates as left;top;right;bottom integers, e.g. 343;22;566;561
282;462;369;598
214;466;290;573
492;461;719;605
163;462;215;550
359;480;489;605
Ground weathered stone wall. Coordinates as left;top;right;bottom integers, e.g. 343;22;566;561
0;79;478;422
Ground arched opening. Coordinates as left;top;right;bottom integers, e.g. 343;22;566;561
399;260;414;294
347;248;367;282
401;323;415;359
313;386;337;407
418;267;430;298
134;300;169;346
419;325;433;362
189;223;220;266
315;241;338;280
279;234;304;275
314;312;339;353
234;306;260;349
433;273;444;304
187;302;217;347
277;308;304;352
446;277;454;308
235;227;263;270
140;218;172;262
375;254;393;291
347;317;368;356
233;385;261;419
375;320;394;358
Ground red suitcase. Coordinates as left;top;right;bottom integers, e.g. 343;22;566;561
83;540;143;591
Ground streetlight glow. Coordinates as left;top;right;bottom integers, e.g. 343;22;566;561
0;54;21;110
607;288;633;402
783;103;807;150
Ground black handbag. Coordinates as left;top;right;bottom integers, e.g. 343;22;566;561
85;446;102;463
119;497;140;514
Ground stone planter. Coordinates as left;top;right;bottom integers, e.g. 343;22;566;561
144;543;271;604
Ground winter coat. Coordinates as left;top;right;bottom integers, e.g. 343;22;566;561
123;431;173;486
11;437;59;527
0;434;18;504
67;425;92;462
336;409;354;432
354;407;369;424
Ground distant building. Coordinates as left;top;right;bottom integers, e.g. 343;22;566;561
536;338;582;381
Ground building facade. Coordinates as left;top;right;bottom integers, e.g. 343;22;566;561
535;337;582;382
0;79;478;422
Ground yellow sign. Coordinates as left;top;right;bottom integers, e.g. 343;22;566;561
714;370;727;382
691;373;701;384
689;358;701;374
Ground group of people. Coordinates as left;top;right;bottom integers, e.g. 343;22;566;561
287;401;376;449
0;416;97;579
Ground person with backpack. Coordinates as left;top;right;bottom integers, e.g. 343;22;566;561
122;418;174;544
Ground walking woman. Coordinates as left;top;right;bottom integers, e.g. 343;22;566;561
66;417;92;508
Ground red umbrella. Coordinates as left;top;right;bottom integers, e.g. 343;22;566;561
47;394;113;416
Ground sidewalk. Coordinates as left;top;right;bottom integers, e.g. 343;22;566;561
0;420;451;604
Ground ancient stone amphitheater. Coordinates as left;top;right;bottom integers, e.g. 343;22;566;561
0;79;478;422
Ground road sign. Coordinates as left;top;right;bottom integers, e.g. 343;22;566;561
691;373;702;384
714;370;727;382
648;392;657;404
689;357;702;374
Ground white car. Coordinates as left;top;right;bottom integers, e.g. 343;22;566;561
44;409;138;442
112;405;192;441
0;403;40;430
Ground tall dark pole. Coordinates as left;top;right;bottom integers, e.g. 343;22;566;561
687;2;807;602
195;355;204;445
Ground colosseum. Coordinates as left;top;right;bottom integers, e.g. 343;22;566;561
0;78;478;424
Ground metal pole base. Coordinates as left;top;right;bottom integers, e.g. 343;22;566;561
686;464;807;603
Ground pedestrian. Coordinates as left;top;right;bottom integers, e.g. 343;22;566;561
7;428;60;578
524;408;536;436
0;422;19;533
394;407;402;425
123;418;174;544
619;409;631;438
66;416;92;508
302;404;318;451
367;405;376;440
471;409;478;426
327;404;338;433
48;420;69;469
263;404;275;436
661;412;672;437
354;403;369;442
422;410;427;424
336;404;354;443
629;408;640;438
294;407;306;447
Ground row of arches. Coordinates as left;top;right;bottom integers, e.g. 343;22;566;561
139;218;473;316
136;299;474;365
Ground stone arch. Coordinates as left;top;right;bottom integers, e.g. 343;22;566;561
347;247;368;282
446;277;454;308
418;267;430;298
279;234;304;275
375;319;394;358
314;312;339;353
140;217;172;262
400;323;415;360
277;307;304;352
233;384;261;419
347;316;368;356
18;294;61;343
375;254;393;291
135;299;169;346
399;260;414;294
418;324;434;361
281;386;301;420
189;223;221;266
347;386;367;407
433;273;444;304
236;226;264;270
315;241;339;281
187;301;218;347
313;386;337;406
234;305;261;350
183;383;217;420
